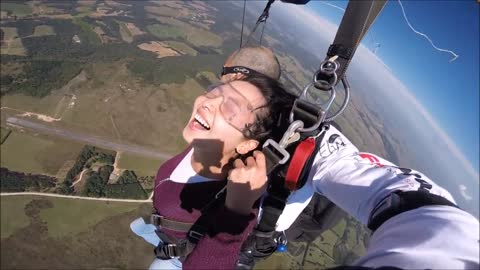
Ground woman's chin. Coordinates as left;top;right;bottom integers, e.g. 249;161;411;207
182;126;207;144
182;127;193;144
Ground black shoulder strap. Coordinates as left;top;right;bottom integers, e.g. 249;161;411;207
257;125;329;234
154;186;227;260
188;186;227;244
324;1;387;83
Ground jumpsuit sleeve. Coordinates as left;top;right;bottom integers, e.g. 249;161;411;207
309;125;479;269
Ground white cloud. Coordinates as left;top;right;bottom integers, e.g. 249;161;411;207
459;184;473;201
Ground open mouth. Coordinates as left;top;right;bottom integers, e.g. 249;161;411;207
194;113;211;130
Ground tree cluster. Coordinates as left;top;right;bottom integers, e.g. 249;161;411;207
82;169;147;199
0;167;56;192
82;165;113;197
58;145;115;194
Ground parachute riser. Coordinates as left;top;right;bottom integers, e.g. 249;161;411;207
287;55;350;134
242;0;275;47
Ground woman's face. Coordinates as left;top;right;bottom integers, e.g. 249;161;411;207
183;80;266;155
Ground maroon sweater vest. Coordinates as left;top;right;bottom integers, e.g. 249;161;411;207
153;148;257;269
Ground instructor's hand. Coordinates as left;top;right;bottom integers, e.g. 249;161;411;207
226;151;268;215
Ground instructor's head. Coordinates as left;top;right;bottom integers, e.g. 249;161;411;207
221;46;281;82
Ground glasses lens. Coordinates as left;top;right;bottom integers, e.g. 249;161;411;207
204;83;255;131
220;98;241;121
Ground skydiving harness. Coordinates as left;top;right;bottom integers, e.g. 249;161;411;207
152;186;227;260
150;0;390;263
236;1;389;268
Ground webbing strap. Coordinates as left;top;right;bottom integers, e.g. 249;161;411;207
256;188;290;233
263;144;286;175
367;190;458;232
150;214;194;233
325;0;387;82
285;137;316;190
255;125;328;234
154;186;226;260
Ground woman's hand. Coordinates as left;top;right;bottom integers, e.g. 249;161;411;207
226;151;268;215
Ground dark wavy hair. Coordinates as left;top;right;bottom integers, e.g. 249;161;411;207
237;74;296;144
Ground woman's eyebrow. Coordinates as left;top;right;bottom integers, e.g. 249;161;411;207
225;82;251;102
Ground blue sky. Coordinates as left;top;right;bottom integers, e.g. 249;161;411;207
308;0;479;175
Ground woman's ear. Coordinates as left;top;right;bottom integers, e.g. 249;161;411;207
235;139;260;155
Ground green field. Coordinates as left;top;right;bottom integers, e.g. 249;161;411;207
0;2;32;17
46;61;194;154
72;17;101;45
0;131;84;176
146;23;185;40
163;40;197;56
0;27;26;56
1;27;18;40
1;94;68;117
118;22;133;43
117;152;164;177
76;1;95;16
0;128;12;145
150;17;223;47
32;25;56;37
1;195;153;269
39;196;139;238
0;196;31;239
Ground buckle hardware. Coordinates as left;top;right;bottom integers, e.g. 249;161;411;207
166;244;179;259
263;139;290;165
150;214;163;227
188;230;204;242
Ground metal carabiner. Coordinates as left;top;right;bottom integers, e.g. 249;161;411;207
313;57;339;91
290;83;336;133
261;121;303;167
278;120;304;148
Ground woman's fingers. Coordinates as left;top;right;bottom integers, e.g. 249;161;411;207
245;156;256;168
226;153;269;215
252;151;266;170
233;158;245;168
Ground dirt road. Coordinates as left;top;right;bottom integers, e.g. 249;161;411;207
0;191;153;203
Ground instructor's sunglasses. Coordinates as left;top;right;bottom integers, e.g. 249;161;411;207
221;66;264;77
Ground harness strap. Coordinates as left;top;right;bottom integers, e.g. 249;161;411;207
257;124;328;233
153;186;227;260
154;230;195;260
263;143;288;175
367;190;458;232
149;214;194;233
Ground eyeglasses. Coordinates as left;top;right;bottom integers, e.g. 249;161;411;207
204;83;258;132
